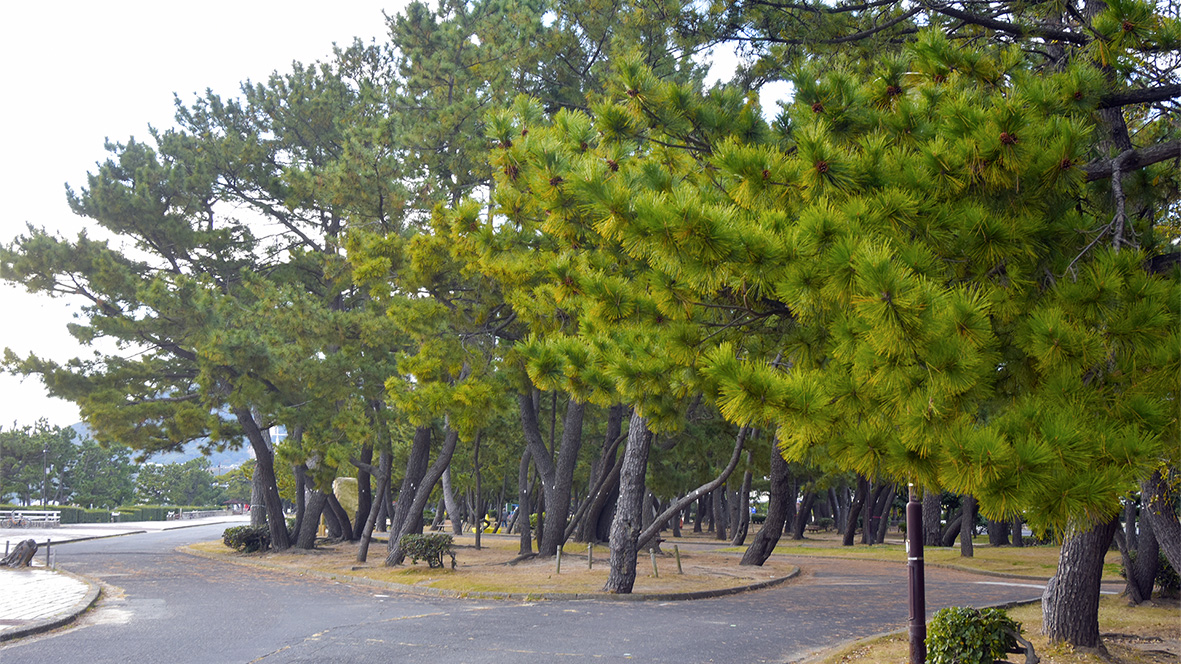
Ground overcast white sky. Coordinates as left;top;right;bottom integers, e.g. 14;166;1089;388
0;1;400;429
0;2;765;432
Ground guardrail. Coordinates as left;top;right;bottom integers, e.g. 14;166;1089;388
168;509;229;520
0;510;62;528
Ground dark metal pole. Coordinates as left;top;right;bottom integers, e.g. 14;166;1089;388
906;484;926;664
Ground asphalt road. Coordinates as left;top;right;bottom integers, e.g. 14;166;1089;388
1;525;1047;663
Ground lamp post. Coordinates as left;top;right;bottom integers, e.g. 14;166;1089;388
906;483;927;664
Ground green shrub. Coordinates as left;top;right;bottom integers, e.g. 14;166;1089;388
399;533;456;569
223;525;271;553
926;606;1020;664
816;516;835;531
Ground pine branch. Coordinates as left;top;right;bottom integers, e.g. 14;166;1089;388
1097;84;1181;109
922;1;1091;45
1083;140;1181;182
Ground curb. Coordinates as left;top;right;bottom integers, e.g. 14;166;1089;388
181;545;801;602
0;568;102;643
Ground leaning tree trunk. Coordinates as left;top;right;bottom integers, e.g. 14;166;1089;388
385;423;461;566
325;493;355;541
1141;467;1181;574
516;447;533;555
296;489;328;549
1042;517;1119;647
863;482;891;545
604;412;653;594
385;426;432;561
571;405;625;543
234;406;291;550
357;448;392;563
517;393;587;558
791;491;817;540
874;484;895;544
441;466;462;536
1115;508;1158;605
742;438;791;566
842;476;870;546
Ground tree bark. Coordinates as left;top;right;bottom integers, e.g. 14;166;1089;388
713;486;728;540
1012;514;1025;547
874;484;895;544
842;476;869;546
603;412;653;594
922;490;942;547
357;448;392;563
791;491;817;539
730;453;754;546
1141;468;1181;574
385;423;461;566
863;482;890;545
441;466;462;536
352;442;373;540
693;493;706;533
960;494;976;557
517;392;586;557
571;408;625;542
296;489;327;549
1115;506;1158;605
1042;517;1119;647
234;406;291;550
986;517;1010;546
385;426;431;560
472;431;483;549
1;539;37;567
742;438;790;566
516;447;533;555
325;492;354;541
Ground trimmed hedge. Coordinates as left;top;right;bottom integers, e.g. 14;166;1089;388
223;525;271;553
400;533;456;569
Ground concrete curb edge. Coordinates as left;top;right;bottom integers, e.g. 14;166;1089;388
0;568;101;643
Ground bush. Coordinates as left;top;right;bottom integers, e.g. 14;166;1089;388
926;606;1020;664
223;525;271;553
816;517;835;531
399;533;456;569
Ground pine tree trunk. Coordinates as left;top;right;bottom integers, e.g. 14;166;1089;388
742;440;790;566
297;489;327;549
1116;508;1158;605
385;424;460;566
922;491;942;547
1141;468;1181;574
694;493;706;533
843;476;869;546
388;426;431;549
791;491;817;539
472;431;483;549
604;412;652;594
235;406;291;550
986;517;1010;546
960;495;976;557
442;466;462;536
325;492;354;541
874;484;895;543
713;486;728;540
353;442;373;540
517;447;533;555
1012;515;1025;547
1042;518;1119;647
357;448;392;563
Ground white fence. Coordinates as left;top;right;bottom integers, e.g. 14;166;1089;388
1;510;61;528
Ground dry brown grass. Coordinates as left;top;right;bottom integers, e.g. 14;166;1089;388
186;531;800;598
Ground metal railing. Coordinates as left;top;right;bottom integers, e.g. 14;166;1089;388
0;510;62;528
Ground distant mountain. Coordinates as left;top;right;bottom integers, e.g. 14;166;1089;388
69;422;252;472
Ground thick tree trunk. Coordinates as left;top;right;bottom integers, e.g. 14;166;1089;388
290;463;308;542
986;518;1010;546
325;492;354;541
385;426;432;561
1012;514;1025;547
693;493;706;533
863;482;890;545
385;423;461;566
960;494;976;557
941;507;964;547
713;486;728;541
234;407;291;550
842;476;870;546
1042;518;1119;647
517;392;586;557
1116;507;1158;604
731;453;754;546
571;407;625;543
353;442;373;540
922;491;942;547
1141;468;1181;573
604;412;653;594
742;438;790;566
2;539;37;567
296;489;328;549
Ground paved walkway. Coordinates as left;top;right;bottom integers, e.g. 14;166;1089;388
0;515;248;641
